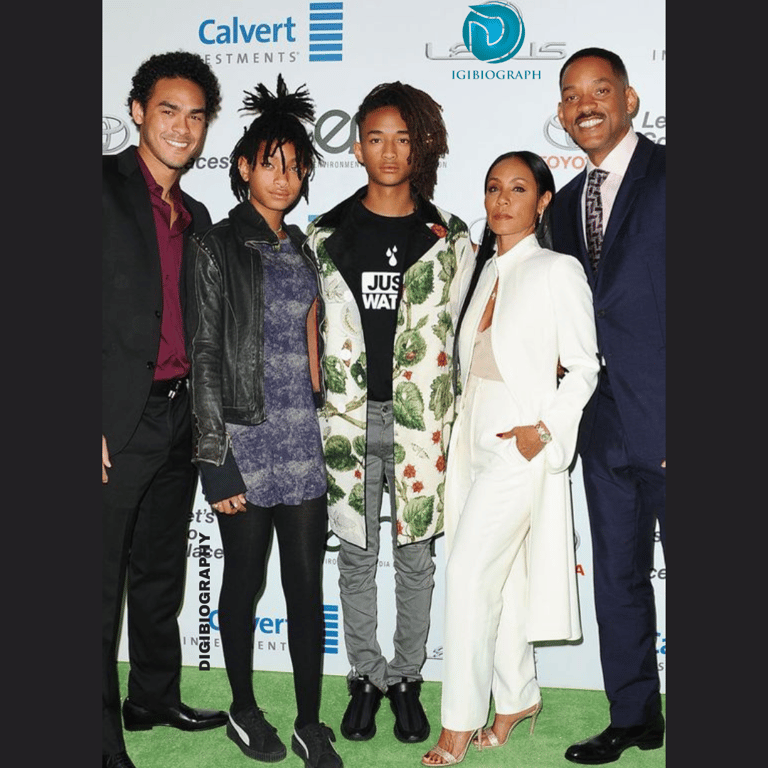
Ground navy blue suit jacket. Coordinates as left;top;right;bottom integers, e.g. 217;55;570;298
552;134;665;462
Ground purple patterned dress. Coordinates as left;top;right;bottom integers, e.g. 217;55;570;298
226;236;327;507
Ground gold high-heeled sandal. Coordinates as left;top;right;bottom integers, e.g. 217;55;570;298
422;728;479;766
475;700;542;750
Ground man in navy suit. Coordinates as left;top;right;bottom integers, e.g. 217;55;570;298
551;48;666;764
102;52;227;768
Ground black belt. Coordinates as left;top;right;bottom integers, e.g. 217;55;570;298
150;376;187;399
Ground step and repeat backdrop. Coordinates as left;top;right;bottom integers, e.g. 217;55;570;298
104;0;665;693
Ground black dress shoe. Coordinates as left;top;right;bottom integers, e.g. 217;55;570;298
340;676;383;741
103;751;136;768
565;713;665;764
386;677;430;743
122;698;228;732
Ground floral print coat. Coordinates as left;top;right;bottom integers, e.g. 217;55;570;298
307;189;473;548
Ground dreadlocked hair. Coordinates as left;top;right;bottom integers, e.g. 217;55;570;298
229;73;322;204
355;82;448;201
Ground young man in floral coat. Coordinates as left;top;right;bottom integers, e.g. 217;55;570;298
306;82;472;745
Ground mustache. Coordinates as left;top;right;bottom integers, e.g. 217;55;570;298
576;110;605;122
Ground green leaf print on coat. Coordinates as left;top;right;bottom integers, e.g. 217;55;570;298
434;479;445;534
349;482;365;515
352;435;367;458
429;373;454;420
432;310;453;346
350;354;367;390
325;435;358;471
404;261;434;305
394;381;425;431
393;442;405;464
403;495;435;539
394;328;427;368
314;237;335;276
446;214;466;244
327;473;345;506
436;248;458;305
324;356;347;394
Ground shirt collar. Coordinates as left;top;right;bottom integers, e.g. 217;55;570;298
134;147;190;230
134;147;185;206
586;126;638;177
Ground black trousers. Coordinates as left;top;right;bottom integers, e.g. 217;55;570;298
581;372;666;728
102;387;197;755
216;496;328;727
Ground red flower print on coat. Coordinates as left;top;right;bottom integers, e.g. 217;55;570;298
436;455;446;472
404;464;416;478
413;481;424;493
430;224;448;238
437;351;447;367
404;371;413;380
354;469;362;479
432;430;441;444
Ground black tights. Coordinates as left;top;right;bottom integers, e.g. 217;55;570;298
216;495;327;728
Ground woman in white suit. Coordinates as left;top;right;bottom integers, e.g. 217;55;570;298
422;152;599;766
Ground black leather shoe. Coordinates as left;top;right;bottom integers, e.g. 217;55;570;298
340;676;383;741
103;751;136;768
123;698;228;732
386;677;430;743
565;713;665;764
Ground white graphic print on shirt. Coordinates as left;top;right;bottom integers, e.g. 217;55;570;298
361;244;400;310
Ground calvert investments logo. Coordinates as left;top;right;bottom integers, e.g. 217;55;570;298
196;8;299;66
323;604;340;654
309;2;343;61
102;115;131;154
462;2;525;63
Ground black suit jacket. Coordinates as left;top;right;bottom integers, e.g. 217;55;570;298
552;134;665;461
102;146;212;455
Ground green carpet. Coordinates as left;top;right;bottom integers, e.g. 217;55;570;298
119;663;666;767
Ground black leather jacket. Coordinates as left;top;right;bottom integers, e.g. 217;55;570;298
184;201;326;485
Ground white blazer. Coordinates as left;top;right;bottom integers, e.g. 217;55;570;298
449;233;600;641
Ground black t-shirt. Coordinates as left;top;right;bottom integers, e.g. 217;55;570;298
339;201;421;401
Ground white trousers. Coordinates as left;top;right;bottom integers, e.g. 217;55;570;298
441;374;541;730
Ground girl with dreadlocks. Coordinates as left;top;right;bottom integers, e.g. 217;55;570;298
185;75;342;768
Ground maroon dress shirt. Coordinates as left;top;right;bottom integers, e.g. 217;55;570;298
136;150;192;381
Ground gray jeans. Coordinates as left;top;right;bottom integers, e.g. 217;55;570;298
337;400;436;691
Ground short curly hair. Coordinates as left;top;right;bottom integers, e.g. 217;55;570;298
127;51;222;123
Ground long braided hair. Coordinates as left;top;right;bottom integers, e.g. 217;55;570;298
355;81;448;201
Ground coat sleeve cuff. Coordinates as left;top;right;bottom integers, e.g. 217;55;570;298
197;447;247;504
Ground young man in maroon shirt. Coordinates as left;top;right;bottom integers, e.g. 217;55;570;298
102;51;224;768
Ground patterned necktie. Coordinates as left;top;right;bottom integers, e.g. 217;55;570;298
585;169;609;272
